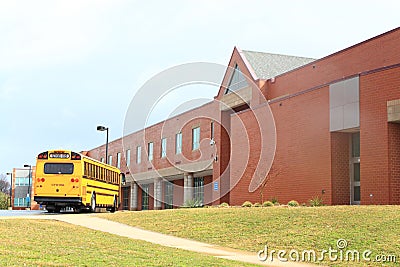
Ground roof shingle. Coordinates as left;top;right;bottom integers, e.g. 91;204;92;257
241;50;316;80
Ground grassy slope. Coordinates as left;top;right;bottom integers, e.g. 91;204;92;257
0;219;258;267
99;206;400;266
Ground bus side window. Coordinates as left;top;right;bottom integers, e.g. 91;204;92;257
84;163;87;176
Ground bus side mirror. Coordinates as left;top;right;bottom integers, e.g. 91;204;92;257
121;173;126;185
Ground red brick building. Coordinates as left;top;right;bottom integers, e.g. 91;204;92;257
88;28;400;209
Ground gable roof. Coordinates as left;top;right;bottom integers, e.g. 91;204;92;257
241;50;316;80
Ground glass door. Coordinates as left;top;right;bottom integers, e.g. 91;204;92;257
141;185;149;210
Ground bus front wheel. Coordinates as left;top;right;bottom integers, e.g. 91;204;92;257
90;193;96;212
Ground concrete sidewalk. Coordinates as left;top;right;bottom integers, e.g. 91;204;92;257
52;214;319;267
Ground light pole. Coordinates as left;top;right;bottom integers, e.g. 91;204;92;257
23;164;32;209
6;172;12;208
97;125;109;164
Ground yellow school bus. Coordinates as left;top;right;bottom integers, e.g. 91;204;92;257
34;150;125;213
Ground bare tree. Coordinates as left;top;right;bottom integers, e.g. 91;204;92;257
259;166;281;203
0;174;11;195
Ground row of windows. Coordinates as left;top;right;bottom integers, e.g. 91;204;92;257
84;162;120;185
14;197;29;207
102;123;215;168
15;177;32;186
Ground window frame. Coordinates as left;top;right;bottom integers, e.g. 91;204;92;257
175;132;182;154
126;149;131;167
116;152;121;169
136;146;142;164
192;127;200;150
161;138;167;158
148;142;154;161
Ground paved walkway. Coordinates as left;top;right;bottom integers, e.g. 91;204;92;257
2;213;320;267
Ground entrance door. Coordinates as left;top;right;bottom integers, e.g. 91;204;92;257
122;186;129;210
142;184;149;210
351;133;360;205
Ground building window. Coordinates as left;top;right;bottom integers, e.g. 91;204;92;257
161;138;167;158
148;142;154;161
194;177;204;206
126;149;131;167
136;146;141;164
210;121;214;140
14;197;27;207
117;152;121;168
142;184;149;210
192;127;200;150
164;181;173;209
15;177;30;186
108;155;113;165
225;64;249;94
352;132;360;157
100;157;104;163
176;132;182;154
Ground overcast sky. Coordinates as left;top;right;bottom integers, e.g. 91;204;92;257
0;0;399;177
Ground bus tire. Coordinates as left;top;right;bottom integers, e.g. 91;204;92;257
90;193;96;212
47;206;55;213
110;196;117;213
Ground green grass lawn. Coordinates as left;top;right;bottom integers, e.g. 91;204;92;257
0;219;259;267
98;206;400;266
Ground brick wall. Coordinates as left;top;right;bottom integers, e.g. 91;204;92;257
265;28;400;101
229;87;332;206
388;123;400;204
88;101;218;176
360;67;400;204
331;132;350;205
173;179;184;207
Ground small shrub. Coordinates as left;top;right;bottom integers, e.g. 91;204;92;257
262;201;274;207
182;198;203;208
309;196;324;207
219;202;230;208
253;202;262;207
0;192;9;210
241;201;252;207
270;197;279;205
287;200;299;207
301;203;307;207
